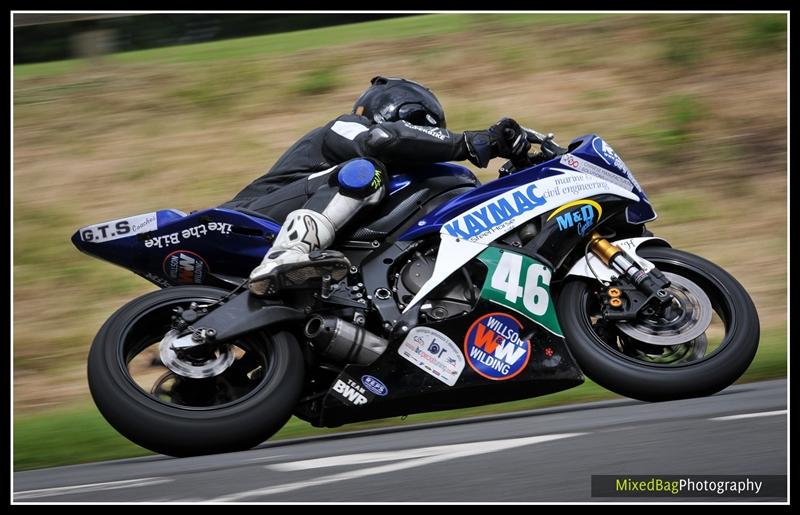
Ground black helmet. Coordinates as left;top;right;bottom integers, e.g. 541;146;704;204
353;76;446;129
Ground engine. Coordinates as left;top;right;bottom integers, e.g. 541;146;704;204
393;246;483;321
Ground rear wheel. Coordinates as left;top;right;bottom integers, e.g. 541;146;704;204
87;286;304;457
558;247;759;401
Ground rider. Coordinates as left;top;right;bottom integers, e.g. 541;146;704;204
222;76;531;296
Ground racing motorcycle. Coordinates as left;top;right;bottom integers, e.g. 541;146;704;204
72;128;759;457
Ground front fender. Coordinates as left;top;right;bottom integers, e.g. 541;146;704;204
565;236;670;283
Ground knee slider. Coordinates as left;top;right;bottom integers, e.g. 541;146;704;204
336;158;386;198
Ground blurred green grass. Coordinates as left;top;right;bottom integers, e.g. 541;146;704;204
14;323;785;471
741;14;788;51
13;13;786;471
295;65;340;96
14;14;612;80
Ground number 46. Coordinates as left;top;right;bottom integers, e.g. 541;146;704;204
490;252;551;316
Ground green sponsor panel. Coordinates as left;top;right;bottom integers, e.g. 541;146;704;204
477;246;563;337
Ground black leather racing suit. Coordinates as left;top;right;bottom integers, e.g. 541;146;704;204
221;114;476;223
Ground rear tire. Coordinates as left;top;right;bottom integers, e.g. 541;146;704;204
87;286;304;457
558;247;759;401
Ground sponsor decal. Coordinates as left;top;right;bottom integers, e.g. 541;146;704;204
547;199;602;236
444;184;546;241
591;136;644;192
398;327;465;386
162;250;208;285
370;170;383;189
592;137;621;166
299;216;320;250
332;378;368;406
147;232;180;249
442;171;624;245
614;237;655;257
361;375;388;397
80;212;158;243
464;312;531;381
401;120;448;141
559;153;634;191
145;222;232;249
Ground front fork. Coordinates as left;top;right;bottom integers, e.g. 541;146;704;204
587;232;674;321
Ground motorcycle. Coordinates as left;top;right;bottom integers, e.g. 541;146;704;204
72;128;759;457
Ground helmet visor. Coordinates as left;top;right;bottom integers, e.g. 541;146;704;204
398;103;443;128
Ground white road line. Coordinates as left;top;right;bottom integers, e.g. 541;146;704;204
14;477;173;501
710;410;787;421
269;449;435;471
213;432;586;501
242;454;288;464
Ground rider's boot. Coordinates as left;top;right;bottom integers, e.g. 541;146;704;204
248;158;386;296
248;209;350;296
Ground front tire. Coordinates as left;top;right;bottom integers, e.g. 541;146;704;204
87;286;304;457
558;247;759;401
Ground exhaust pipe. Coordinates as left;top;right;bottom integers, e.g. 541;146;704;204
304;315;388;365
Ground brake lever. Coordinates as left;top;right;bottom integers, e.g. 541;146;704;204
521;126;545;144
521;125;568;156
540;133;567;158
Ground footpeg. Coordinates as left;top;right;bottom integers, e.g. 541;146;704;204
249;251;350;296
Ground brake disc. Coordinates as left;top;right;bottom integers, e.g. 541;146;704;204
616;272;713;346
626;333;709;364
159;329;235;379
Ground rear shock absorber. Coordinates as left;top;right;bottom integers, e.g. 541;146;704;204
588;232;673;305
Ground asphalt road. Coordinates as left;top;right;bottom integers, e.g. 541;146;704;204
14;379;787;502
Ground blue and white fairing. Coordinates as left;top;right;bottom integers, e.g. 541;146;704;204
564;134;656;224
401;134;650;312
402;134;654;240
72;208;281;287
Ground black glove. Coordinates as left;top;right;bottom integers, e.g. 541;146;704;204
496;117;531;159
464;118;531;168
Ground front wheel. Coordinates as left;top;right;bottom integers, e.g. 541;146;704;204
558;247;759;401
87;286;305;457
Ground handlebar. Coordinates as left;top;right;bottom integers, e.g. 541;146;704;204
522;126;567;157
